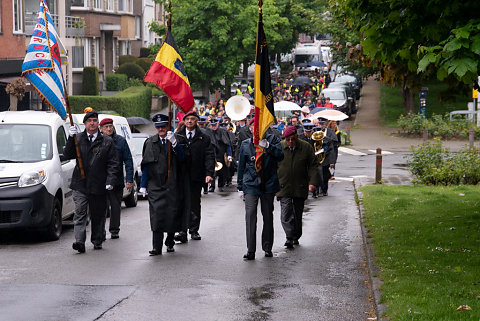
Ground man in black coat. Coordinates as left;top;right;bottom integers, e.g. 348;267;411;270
208;119;233;192
99;118;134;239
65;110;119;253
174;111;215;242
316;119;338;196
139;114;189;255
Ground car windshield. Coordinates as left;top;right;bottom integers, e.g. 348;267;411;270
0;124;52;162
132;136;147;156
295;54;321;64
323;91;346;100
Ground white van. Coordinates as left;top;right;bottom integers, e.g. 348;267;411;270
0;111;76;240
71;113;138;208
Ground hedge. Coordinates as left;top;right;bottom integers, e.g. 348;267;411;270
118;55;137;66
82;66;99;95
105;74;128;91
69;86;152;118
136;57;153;72
116;62;145;79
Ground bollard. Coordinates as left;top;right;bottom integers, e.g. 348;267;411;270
345;126;351;145
469;128;474;149
423;129;428;144
375;148;382;184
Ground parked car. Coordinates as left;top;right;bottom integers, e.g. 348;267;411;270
0;111;77;240
320;88;354;116
131;132;151;197
72;114;139;208
333;73;362;100
327;82;357;113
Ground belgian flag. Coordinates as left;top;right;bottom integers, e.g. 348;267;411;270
144;27;194;112
253;13;275;172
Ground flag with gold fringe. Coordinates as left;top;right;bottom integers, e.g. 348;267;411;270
144;27;194;112
253;10;274;172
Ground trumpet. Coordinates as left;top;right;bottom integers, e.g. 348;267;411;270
312;130;326;164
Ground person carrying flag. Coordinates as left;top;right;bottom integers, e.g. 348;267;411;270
237;119;283;260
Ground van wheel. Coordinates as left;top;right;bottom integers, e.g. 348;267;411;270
124;180;138;208
45;197;62;241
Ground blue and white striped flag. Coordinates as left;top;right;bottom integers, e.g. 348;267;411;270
22;0;67;119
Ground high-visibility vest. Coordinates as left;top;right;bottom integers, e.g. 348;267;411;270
236;88;242;95
248;85;254;94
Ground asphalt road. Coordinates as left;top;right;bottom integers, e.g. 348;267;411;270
0;160;380;320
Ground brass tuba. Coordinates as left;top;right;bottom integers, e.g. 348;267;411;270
312;130;326;164
225;95;251;121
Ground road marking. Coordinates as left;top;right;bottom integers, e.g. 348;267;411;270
338;147;367;156
368;149;394;155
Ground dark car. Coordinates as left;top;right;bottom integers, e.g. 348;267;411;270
320;88;353;116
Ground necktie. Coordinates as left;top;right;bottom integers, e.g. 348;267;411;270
188;132;193;142
162;138;166;145
89;134;94;143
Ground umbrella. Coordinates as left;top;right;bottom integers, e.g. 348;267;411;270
274;101;301;111
127;116;151;126
309;109;349;121
292;76;313;86
308;61;327;68
309;107;327;114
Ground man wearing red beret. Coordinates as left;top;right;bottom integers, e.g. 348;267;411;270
100;118;134;239
277;126;319;249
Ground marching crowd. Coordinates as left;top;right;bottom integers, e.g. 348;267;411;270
65;70;342;260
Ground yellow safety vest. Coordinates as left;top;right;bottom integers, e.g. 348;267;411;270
236;88;242;95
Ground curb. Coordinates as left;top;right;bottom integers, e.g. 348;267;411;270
353;178;388;321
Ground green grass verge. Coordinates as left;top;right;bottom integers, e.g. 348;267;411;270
379;81;472;128
361;185;480;320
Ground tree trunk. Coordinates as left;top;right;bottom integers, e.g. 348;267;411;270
9;95;18;111
225;79;232;100
242;61;249;80
402;87;415;114
202;81;210;102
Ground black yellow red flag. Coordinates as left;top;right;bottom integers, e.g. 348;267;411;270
144;27;194;112
253;13;274;172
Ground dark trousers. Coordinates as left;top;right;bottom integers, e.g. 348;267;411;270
279;197;305;241
244;193;275;253
107;186;123;234
153;231;175;250
73;190;107;246
188;182;203;233
320;165;332;193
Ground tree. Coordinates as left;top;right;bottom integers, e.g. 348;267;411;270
331;0;480;113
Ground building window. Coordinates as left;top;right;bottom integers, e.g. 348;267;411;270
71;0;86;7
118;0;132;13
106;0;114;11
93;0;102;10
118;0;123;11
13;0;24;33
135;17;141;39
72;46;84;69
156;3;163;20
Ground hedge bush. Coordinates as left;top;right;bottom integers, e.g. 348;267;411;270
116;62;145;80
82;66;99;95
69;86;152;118
139;47;151;58
136;57;153;73
397;112;479;139
408;141;480;185
105;73;128;91
118;55;137;66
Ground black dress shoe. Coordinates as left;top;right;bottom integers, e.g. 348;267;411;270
149;249;161;256
323;191;328;196
284;240;294;249
72;242;85;253
111;233;119;239
243;252;255;260
166;246;175;253
265;251;273;257
293;239;299;245
203;190;208;194
191;232;201;240
208;187;215;192
93;244;102;250
174;232;188;243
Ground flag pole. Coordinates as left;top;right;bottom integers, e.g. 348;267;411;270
64;83;86;179
166;1;173;180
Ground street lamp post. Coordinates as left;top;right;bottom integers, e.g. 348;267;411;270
419;87;428;118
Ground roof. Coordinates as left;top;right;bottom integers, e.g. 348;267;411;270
0;110;65;125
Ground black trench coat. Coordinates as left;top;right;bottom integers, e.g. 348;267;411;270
141;134;190;233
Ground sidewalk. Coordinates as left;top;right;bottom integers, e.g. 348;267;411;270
350;79;475;152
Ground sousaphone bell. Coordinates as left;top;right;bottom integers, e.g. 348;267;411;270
225;95;251;121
